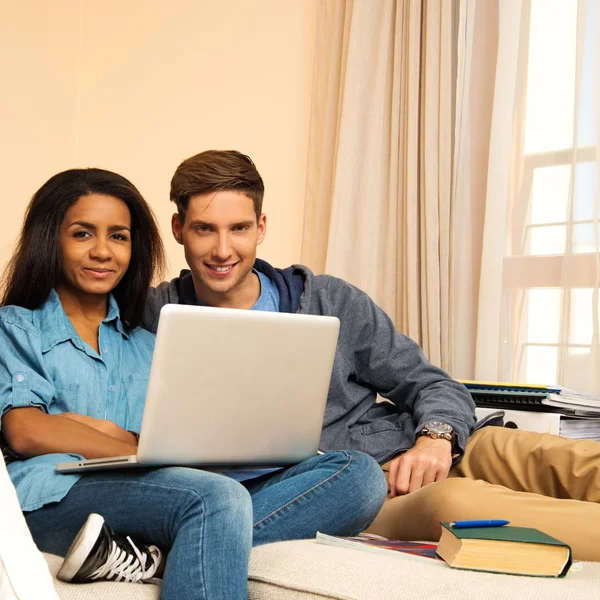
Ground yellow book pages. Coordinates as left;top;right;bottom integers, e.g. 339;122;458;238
451;539;570;577
436;523;572;578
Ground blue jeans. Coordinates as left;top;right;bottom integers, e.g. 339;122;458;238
25;451;386;600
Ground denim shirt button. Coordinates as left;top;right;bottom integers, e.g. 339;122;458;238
16;374;25;383
109;385;116;392
102;348;109;354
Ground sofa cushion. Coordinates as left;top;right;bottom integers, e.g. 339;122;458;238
247;540;600;600
46;542;600;600
46;554;159;599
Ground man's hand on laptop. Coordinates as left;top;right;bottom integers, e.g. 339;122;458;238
61;413;138;445
386;436;452;497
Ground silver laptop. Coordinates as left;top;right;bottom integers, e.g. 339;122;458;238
56;304;340;474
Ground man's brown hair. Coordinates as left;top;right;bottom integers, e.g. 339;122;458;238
170;150;265;221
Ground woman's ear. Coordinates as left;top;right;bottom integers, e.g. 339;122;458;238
171;213;184;245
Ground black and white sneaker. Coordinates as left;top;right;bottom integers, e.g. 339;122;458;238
57;513;162;584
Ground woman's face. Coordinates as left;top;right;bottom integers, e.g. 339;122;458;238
58;193;132;299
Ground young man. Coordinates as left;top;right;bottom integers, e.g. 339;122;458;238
144;150;600;562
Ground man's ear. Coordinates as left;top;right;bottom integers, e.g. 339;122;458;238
257;213;267;246
171;213;184;245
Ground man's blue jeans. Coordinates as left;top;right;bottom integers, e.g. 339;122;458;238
25;450;386;600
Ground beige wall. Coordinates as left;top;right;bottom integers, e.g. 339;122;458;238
0;0;318;277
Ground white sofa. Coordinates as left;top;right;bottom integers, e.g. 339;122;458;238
46;542;600;600
4;455;600;600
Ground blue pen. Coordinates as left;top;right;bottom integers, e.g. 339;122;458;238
449;520;510;529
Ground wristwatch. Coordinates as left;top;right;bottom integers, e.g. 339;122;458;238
416;420;455;445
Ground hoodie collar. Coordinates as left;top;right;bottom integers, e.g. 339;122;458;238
175;259;309;313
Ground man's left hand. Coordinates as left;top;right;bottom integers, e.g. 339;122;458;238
387;436;453;497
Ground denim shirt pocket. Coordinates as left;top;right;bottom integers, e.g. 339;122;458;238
121;374;149;432
52;383;80;413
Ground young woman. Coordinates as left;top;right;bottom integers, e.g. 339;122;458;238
0;168;387;599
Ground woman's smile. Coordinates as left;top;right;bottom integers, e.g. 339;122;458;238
82;267;116;279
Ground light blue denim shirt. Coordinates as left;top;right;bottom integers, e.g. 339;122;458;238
0;290;154;512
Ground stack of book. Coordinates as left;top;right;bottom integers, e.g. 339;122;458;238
461;380;600;442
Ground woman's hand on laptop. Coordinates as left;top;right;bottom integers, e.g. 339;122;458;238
61;413;138;445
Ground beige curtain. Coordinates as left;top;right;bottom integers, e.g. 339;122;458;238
302;0;456;371
470;0;600;392
451;0;498;380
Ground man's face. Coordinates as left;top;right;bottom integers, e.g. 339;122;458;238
172;190;266;307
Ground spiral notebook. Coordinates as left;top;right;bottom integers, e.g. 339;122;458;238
461;380;600;417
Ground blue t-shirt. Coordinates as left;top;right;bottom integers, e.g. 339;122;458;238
251;271;280;312
195;270;280;313
0;291;155;512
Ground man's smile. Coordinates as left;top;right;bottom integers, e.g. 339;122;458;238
205;262;238;276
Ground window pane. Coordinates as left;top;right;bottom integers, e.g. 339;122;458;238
518;345;558;384
525;289;563;343
526;225;566;255
525;0;577;154
569;288;595;344
563;347;593;391
530;165;570;224
573;162;598;221
572;223;600;253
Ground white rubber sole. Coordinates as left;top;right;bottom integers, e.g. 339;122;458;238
57;513;105;582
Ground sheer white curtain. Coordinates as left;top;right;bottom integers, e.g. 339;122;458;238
302;0;456;371
467;0;600;392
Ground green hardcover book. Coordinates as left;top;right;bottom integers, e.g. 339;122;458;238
436;523;572;577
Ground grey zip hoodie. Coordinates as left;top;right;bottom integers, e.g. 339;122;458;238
143;259;476;464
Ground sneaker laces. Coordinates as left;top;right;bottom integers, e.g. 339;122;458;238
90;535;161;583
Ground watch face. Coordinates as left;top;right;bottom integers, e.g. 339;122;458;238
423;421;453;435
